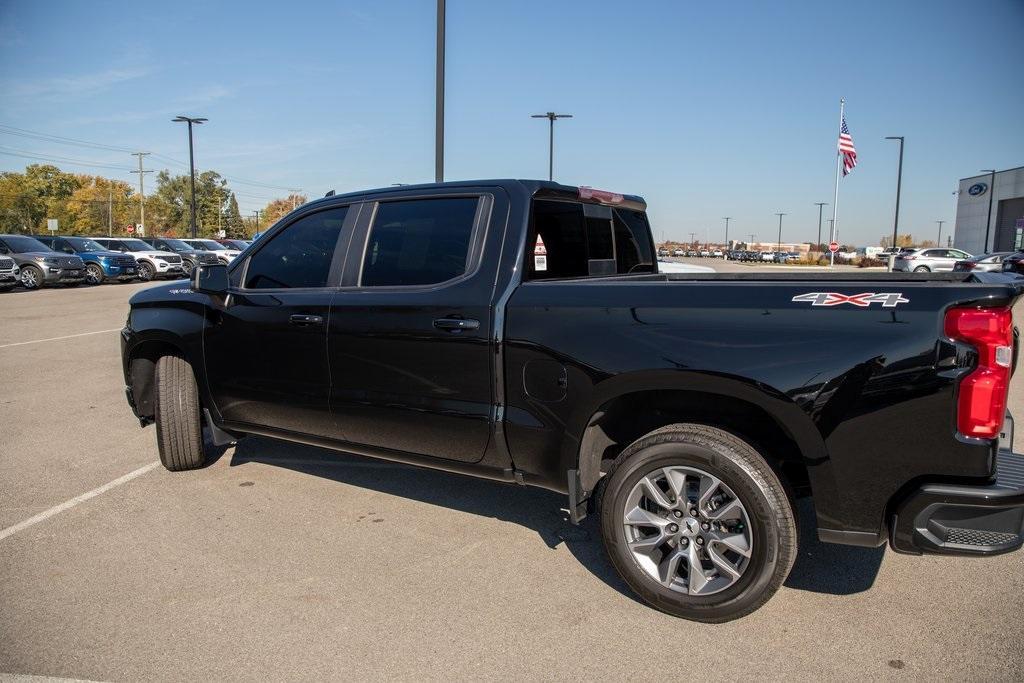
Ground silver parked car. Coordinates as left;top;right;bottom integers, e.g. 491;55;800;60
0;254;19;291
892;247;972;273
952;252;1014;273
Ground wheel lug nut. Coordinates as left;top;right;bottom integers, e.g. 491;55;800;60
673;510;683;518
680;538;689;547
695;537;704;545
690;508;698;517
668;524;679;533
701;522;710;531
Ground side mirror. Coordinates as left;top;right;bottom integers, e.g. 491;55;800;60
192;263;229;295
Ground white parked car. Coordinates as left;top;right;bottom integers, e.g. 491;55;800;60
182;239;241;265
699;250;710;257
760;251;775;262
672;249;684;257
712;249;723;258
93;237;185;281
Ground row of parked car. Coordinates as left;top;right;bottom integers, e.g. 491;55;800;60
0;234;253;290
659;247;801;263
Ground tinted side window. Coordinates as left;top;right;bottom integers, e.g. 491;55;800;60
244;207;348;289
360;197;479;287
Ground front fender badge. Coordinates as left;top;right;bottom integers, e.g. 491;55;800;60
791;292;909;308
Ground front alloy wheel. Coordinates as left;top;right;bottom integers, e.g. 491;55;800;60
138;261;155;281
623;466;752;596
85;263;104;285
20;265;41;289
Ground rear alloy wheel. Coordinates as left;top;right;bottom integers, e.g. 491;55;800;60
181;260;194;277
138;261;155;281
85;263;104;285
913;265;930;273
19;265;42;289
598;424;797;622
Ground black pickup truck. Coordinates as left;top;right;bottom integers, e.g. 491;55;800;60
121;180;1024;621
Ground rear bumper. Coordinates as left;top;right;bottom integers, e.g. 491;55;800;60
890;449;1024;556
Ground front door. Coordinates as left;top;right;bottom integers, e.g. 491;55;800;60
328;194;497;462
204;204;353;438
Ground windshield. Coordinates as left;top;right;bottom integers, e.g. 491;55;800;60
68;237;107;252
119;239;153;252
191;239;228;251
161;239;193;251
1;235;52;253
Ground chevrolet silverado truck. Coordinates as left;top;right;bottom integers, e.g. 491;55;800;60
121;180;1024;622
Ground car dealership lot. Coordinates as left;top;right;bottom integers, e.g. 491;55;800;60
2;278;1024;681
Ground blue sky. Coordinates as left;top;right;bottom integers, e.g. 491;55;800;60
1;0;1022;245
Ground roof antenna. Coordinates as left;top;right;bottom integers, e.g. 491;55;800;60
324;189;335;197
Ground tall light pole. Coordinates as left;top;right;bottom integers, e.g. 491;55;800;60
531;112;573;181
936;220;945;247
981;169;996;252
814;202;828;252
435;0;445;183
885;136;905;256
748;233;756;247
722;217;731;248
130;151;151;236
173;116;207;238
775;212;786;252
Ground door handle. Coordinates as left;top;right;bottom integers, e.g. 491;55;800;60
433;317;480;332
289;314;324;326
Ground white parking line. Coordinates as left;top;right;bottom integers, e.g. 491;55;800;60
0;328;121;349
0;462;159;542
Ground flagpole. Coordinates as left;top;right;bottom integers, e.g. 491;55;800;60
830;97;844;267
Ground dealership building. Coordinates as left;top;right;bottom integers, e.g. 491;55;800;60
953;166;1024;254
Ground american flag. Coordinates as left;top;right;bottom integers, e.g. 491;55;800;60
839;117;857;176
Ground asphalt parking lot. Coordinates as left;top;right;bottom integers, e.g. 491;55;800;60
2;275;1024;681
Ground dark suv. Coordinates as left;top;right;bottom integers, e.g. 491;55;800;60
35;235;138;285
142;237;219;276
0;234;86;289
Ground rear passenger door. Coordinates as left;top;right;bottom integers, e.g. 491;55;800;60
327;192;502;463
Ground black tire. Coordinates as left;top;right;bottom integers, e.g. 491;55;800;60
19;265;42;290
181;260;194;277
913;265;930;273
138;261;155;281
85;263;104;285
154;355;206;471
597;423;797;622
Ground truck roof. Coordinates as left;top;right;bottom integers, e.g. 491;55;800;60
306;179;647;211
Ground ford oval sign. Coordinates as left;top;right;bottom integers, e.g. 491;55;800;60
968;182;988;196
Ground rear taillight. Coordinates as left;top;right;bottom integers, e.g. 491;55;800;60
904;254;917;260
944;307;1014;439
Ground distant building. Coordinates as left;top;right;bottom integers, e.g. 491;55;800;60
953;166;1024;254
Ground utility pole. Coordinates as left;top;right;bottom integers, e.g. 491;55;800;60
936;220;945;247
531;112;573;181
722;217;731;248
775;212;787;252
252;210;261;235
435;0;445;183
814;202;828;252
173;116;207;238
130;152;151;236
748;233;756;247
981;169;996;252
688;231;697;246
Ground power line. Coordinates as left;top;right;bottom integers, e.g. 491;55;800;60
0;147;134;171
0;124;135;153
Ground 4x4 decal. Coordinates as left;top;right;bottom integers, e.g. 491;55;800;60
791;292;909;308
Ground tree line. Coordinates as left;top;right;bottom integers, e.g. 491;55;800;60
0;164;306;238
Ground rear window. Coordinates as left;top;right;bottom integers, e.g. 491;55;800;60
527;199;654;280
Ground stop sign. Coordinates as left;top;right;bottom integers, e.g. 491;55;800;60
828;241;839;253
126;225;135;233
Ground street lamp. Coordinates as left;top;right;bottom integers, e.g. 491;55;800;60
814;202;828;252
435;0;445;183
531;112;573;181
775;212;786;252
722;217;731;249
936;220;945;247
173;115;207;238
981;169;996;252
885;136;905;263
